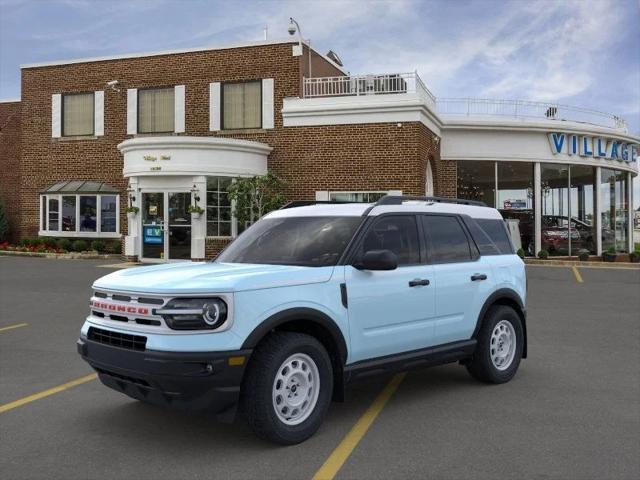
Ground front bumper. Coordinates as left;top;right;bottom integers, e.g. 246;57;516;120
77;336;252;418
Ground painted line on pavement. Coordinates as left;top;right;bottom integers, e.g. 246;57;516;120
0;373;97;414
97;262;140;269
571;266;584;283
312;372;406;480
0;322;28;333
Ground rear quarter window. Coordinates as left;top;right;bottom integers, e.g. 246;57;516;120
475;218;514;255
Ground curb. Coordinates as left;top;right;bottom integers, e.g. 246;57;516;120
0;250;121;260
525;259;640;269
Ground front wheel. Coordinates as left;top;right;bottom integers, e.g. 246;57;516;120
466;305;523;384
241;332;333;445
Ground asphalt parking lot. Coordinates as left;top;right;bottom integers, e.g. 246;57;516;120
1;257;639;480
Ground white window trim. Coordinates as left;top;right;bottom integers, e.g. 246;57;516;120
39;193;120;238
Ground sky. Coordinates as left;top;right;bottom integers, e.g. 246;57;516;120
0;0;639;205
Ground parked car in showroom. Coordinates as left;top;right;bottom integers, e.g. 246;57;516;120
77;195;527;444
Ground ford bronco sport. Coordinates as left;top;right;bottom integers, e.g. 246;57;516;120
78;195;527;444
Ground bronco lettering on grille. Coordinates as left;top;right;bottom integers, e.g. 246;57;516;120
90;300;149;315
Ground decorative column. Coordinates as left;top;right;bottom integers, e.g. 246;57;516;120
190;175;207;261
124;177;140;259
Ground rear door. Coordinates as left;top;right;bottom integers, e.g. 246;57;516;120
345;214;436;363
421;215;494;345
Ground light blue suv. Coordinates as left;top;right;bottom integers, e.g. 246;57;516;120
78;195;527;444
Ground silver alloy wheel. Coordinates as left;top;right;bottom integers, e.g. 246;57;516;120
272;353;320;426
490;320;517;371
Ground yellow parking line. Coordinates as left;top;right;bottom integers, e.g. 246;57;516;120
571;266;584;283
312;372;406;480
0;322;28;333
0;373;97;414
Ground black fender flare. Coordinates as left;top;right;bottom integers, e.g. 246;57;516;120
241;307;348;365
473;289;528;358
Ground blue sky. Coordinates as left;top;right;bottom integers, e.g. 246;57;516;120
1;0;639;203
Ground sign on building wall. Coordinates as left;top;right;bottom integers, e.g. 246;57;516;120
548;132;638;163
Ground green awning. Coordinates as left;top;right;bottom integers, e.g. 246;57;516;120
41;181;119;194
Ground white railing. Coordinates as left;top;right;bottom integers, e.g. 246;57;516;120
303;72;436;104
436;98;628;131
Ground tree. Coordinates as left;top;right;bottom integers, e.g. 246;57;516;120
0;197;9;242
227;173;286;226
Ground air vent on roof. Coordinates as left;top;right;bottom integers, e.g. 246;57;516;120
326;50;343;67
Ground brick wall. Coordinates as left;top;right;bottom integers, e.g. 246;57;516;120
13;41;447;260
0;101;21;242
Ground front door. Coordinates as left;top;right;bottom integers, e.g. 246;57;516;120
141;192;191;262
345;215;437;363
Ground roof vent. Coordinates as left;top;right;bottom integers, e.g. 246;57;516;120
326;50;343;67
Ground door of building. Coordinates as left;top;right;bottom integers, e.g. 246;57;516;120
141;192;191;262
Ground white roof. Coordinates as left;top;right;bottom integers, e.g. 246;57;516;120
266;200;503;220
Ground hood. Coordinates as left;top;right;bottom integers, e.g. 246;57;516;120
92;262;335;294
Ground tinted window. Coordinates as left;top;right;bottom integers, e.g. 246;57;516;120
216;216;361;267
360;216;420;265
423;215;472;263
463;218;500;256
476;219;513;254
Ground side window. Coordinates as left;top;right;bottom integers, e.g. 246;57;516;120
423;215;472;263
360;216;420;265
476;219;514;254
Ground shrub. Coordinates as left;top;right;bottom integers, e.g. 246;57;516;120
537;249;549;259
91;240;106;252
72;239;88;252
58;238;73;251
606;245;616;254
108;239;122;254
577;249;590;261
630;250;640;263
516;248;525;259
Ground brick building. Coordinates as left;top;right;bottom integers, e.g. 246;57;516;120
0;38;637;261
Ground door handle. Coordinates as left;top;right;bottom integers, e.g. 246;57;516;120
409;279;430;287
471;274;487;281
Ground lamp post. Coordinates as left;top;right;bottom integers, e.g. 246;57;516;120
288;17;312;81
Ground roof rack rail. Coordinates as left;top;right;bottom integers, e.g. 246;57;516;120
374;195;487;207
280;200;356;209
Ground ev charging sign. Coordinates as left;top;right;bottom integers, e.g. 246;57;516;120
548;132;638;163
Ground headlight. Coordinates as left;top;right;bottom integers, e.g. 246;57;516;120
156;298;228;330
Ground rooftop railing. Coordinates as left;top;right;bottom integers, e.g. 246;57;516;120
436;98;627;131
301;73;627;132
303;72;436;106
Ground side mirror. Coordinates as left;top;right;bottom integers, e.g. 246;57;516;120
354;249;398;271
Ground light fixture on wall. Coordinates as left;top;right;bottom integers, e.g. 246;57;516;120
126;187;136;205
191;184;201;203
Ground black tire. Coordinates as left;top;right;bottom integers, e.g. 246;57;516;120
241;332;333;445
466;305;523;384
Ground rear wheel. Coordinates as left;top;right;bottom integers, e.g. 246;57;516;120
241;332;333;444
466;305;523;384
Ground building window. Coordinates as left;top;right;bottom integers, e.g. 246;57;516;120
138;87;175;133
222;81;261;130
206;177;233;237
497;162;534;256
328;192;388;203
62;92;94;136
601;169;628;253
40;193;119;237
457;160;496;207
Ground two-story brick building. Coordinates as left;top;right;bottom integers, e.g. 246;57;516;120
0;38;637;261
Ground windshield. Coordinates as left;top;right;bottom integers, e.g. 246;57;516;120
216;216;362;267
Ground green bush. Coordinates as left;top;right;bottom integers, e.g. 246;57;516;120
606;245;616;254
0;198;10;242
72;239;88;252
516;248;525;259
57;238;73;251
91;240;106;252
537;249;549;259
108;239;122;254
577;249;590;261
42;238;57;249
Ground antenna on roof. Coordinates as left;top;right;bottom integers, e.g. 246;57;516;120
263;25;268;40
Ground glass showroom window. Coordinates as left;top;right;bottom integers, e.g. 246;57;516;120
40;194;119;236
601;169;628;253
206;177;233;237
457;161;496;207
62;92;94;136
328;192;388;202
541;164;570;255
138;87;175;133
569;165;596;254
497;162;534;255
222;81;261;130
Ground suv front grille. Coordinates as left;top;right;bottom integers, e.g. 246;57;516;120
88;327;147;351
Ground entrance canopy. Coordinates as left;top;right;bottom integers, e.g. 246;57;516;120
41;180;119;194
